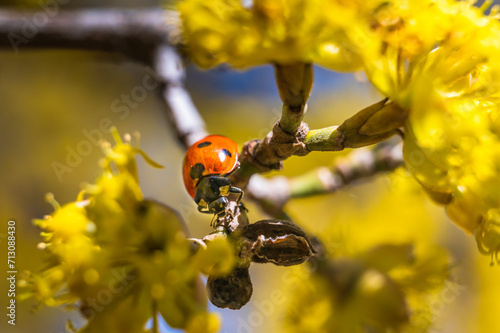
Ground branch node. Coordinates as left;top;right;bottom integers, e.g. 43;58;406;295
274;120;310;157
241;139;281;173
251;120;310;169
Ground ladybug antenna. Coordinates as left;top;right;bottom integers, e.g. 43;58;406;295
210;214;217;227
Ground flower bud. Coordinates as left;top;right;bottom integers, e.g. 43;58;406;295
207;268;252;310
241;219;316;266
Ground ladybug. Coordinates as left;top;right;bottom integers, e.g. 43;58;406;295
182;135;243;224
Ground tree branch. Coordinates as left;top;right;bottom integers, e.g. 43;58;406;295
153;45;208;147
231;98;405;188
246;139;404;214
0;8;208;148
0;7;405;215
0;8;179;63
303;98;405;151
274;63;313;134
230;62;313;188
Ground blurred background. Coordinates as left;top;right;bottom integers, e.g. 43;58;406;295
0;1;498;333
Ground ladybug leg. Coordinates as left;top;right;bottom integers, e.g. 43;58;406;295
214;209;234;227
238;202;249;213
229;186;244;203
197;205;212;214
210;214;218;227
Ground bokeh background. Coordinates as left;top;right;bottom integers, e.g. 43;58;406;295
0;1;498;333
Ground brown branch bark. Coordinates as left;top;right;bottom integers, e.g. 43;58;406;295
231;98;404;189
0;8;179;63
230;62;313;189
0;7;405;217
246;139;404;216
153;45;208;147
0;8;207;148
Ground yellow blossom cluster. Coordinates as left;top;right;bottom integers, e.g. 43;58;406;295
179;0;500;261
283;248;449;333
282;173;450;333
21;130;234;333
178;0;370;70
366;1;500;260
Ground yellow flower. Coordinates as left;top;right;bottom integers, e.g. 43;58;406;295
327;0;500;260
178;0;369;70
281;174;451;332
385;3;500;260
179;0;500;261
21;128;231;333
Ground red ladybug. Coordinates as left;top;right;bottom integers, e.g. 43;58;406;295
182;135;243;223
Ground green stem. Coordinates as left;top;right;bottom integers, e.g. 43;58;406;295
233;99;405;188
289;167;338;197
304;99;405;151
274;62;313;134
246;141;403;223
304;126;344;151
289;141;403;198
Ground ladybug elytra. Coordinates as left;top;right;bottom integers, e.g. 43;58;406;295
182;135;243;224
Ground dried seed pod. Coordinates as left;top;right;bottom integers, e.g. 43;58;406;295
241;219;316;266
207;267;252;309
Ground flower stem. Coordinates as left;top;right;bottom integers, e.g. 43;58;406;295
304;99;406;151
290;140;403;198
274;62;313;134
304;126;343;151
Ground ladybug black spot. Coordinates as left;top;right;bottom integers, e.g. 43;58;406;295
190;163;205;179
197;141;212;148
221;148;232;158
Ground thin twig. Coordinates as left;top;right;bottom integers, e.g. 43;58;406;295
247;139;404;212
0;8;180;62
274;63;313;134
231;98;404;189
154;45;208;147
0;8;207;148
230;63;313;188
0;7;405;215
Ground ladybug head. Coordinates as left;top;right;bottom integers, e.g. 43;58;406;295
208;196;230;217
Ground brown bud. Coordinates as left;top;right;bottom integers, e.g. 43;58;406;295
206;267;253;310
241;219;316;266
